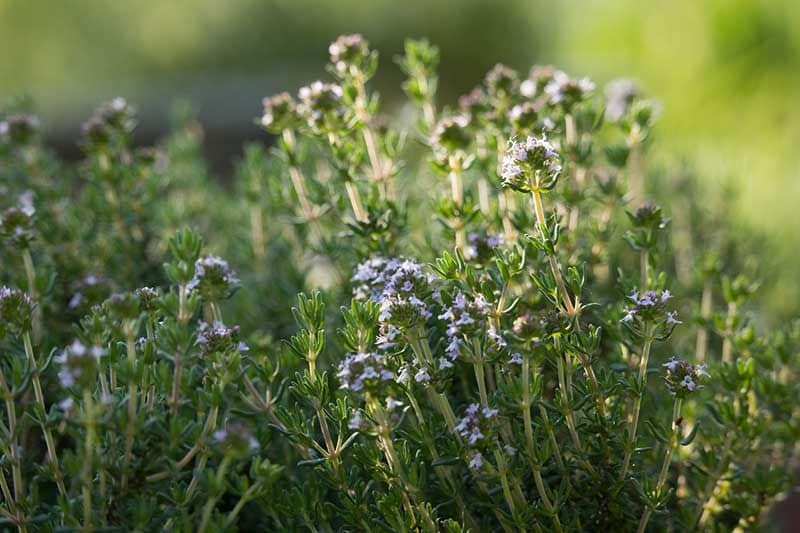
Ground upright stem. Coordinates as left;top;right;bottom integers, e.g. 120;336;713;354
355;76;388;200
22;333;66;497
448;155;466;253
21;249;41;343
121;329;138;492
695;282;712;363
721;301;737;364
637;398;683;533
198;457;231;533
82;389;96;533
0;366;23;507
532;466;563;533
621;330;654;480
556;350;582;451
249;205;266;259
531;189;576;316
344;181;369;223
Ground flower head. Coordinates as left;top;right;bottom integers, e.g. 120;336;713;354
261;92;301;133
544;70;595;108
456;403;500;447
464;230;503;263
663;358;708;397
297;81;345;133
213;422;260;458
81;97;136;145
501;135;562;192
196;321;248;357
605;78;639;122
188;256;240;302
352;257;435;330
337;351;396;393
0;287;34;338
483;64;520;100
55;340;106;389
0;114;40;145
329;34;372;77
430;114;472;155
1;205;36;249
520;65;557;99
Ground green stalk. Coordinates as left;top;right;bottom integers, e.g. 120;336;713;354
448;154;466;253
637;397;683;533
121;327;139;492
621;328;654;481
22;332;66;497
21;248;41;343
81;389;96;533
532;466;563;533
198;457;231;533
0;366;23;508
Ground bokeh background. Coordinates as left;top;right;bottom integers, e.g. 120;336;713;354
2;0;798;318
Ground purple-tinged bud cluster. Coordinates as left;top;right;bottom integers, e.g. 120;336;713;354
0;286;34;338
430;114;472;155
501;135;562;192
520;65;557;99
337;351;396;393
663;358;709;397
456;403;499;446
1;206;35;249
81;97;136;145
188;256;240;302
69;274;113;311
135;287;160;313
458;86;489;120
605;78;639;123
261;92;301;133
328;34;372;77
621;289;680;325
508;102;554;134
55;340;106;389
297;81;345;133
196;321;248;357
543;70;595;108
213;422;260;458
438;291;506;367
352;257;435;333
483;64;520;99
464;230;503;262
0;114;40;144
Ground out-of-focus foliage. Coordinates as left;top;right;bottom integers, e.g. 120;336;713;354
1;0;796;319
0;33;797;531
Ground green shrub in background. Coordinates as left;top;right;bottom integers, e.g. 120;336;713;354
0;35;797;531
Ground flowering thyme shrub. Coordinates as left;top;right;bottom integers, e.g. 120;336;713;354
0;35;798;532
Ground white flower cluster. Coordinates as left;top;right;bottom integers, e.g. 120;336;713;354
187;256;240;301
438;292;506;369
543;70;596;106
456;403;499;446
663;358;709;396
196;321;248;357
500;135;562;190
297;81;345;131
352;257;435;332
55;340;106;389
621;289;681;326
337;351;396;393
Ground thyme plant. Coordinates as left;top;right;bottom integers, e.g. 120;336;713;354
0;34;797;531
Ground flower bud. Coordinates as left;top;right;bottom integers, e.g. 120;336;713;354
0;287;33;338
261;92;301;133
187;256;240;302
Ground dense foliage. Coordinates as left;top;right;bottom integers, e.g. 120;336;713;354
0;35;797;531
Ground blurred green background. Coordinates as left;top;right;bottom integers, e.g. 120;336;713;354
2;0;798;315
